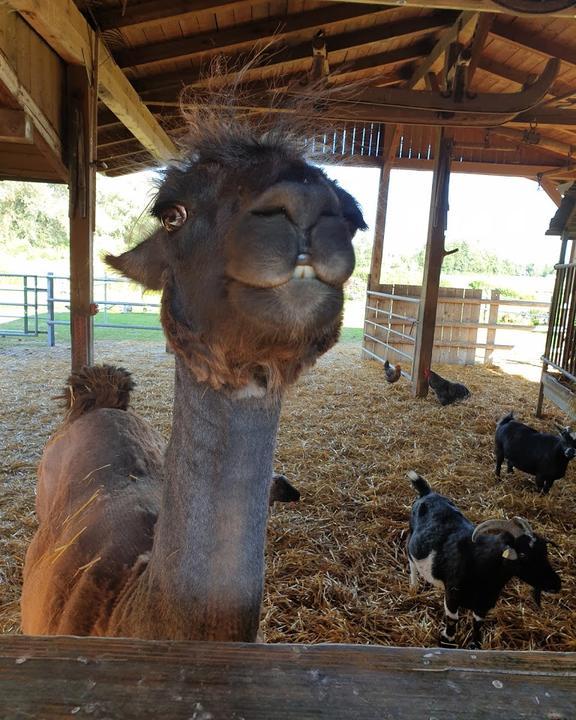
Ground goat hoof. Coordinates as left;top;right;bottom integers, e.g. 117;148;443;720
467;642;481;650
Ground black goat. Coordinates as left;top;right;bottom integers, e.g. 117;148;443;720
407;471;561;649
495;412;576;494
269;474;300;506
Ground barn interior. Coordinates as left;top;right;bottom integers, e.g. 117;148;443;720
1;1;576;716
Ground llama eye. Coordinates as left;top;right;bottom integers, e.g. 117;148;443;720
161;204;188;232
251;207;288;218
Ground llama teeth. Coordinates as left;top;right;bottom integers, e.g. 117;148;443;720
292;265;316;280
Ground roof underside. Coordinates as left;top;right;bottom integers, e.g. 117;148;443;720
72;2;576;180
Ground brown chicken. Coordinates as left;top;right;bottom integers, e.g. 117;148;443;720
384;359;402;384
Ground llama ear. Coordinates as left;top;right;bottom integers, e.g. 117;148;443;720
105;231;168;291
331;184;368;237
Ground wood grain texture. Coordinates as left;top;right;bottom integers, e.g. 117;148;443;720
1;636;575;719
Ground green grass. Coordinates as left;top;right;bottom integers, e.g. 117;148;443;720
0;311;163;343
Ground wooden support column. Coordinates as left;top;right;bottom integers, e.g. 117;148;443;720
67;59;97;371
412;128;452;397
368;124;400;289
559;230;569;264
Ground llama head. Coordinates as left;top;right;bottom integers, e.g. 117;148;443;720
106;97;366;392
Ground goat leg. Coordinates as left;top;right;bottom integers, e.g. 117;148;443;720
439;595;459;648
495;447;504;478
469;612;486;650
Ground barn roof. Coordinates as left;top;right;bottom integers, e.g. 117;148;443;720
3;1;576;187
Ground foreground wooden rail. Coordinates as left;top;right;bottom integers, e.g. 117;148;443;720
1;637;575;719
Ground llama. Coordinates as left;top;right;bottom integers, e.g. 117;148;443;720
20;89;366;641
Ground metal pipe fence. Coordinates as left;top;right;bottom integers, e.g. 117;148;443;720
0;273;162;344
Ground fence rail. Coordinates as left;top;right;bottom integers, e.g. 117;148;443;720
0;272;162;344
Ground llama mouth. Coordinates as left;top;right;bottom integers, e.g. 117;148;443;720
292;264;316;280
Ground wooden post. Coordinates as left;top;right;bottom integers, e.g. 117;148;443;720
412;128;452;397
368;125;399;289
67;55;97;371
484;289;500;365
559;230;568;264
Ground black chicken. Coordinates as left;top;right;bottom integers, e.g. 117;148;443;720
425;368;470;406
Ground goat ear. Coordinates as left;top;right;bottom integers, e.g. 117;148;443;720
105;230;168;291
502;547;518;561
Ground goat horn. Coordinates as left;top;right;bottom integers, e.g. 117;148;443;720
511;516;535;538
472;519;522;542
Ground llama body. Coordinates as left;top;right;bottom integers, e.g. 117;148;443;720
21;92;366;640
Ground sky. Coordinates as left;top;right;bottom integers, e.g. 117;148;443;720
102;163;562;269
321;165;561;267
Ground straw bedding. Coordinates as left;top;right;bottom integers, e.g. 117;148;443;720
0;339;574;650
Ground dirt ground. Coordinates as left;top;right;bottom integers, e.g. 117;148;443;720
1;338;574;650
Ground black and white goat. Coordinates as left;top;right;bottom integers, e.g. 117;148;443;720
495;412;576;494
407;471;561;649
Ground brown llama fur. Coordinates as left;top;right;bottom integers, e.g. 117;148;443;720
58;365;135;423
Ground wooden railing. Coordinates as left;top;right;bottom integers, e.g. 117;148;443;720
363;283;550;378
537;263;576;419
1;636;575;719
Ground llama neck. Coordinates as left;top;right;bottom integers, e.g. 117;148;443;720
123;357;281;641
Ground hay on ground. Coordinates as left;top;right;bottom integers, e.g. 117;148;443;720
0;339;574;650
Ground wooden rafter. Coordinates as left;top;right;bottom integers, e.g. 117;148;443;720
491;19;576;67
490;127;575;159
95;0;254;31
114;4;392;70
327;1;576;18
408;11;479;89
7;0;177;162
537;177;562;207
133;16;450;95
466;13;495;85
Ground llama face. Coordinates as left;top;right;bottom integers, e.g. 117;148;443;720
107;141;366;389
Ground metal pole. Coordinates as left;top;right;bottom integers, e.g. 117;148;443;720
23;275;29;335
47;272;55;347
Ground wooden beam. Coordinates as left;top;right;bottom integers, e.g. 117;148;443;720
324;0;576;17
368;124;400;288
413;128;452;397
489;127;575;159
114;4;392;70
67;64;96;371
2;635;576;719
492;19;576;67
537;177;563;207
134;15;451;94
96;0;252;31
392;158;573;178
134;42;430;110
466;13;495;85
0;108;31;142
408;12;479;90
0;50;61;157
7;0;177;162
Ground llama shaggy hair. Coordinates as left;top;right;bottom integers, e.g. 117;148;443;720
58;365;135;423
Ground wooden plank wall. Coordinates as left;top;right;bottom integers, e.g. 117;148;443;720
1;636;575;720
